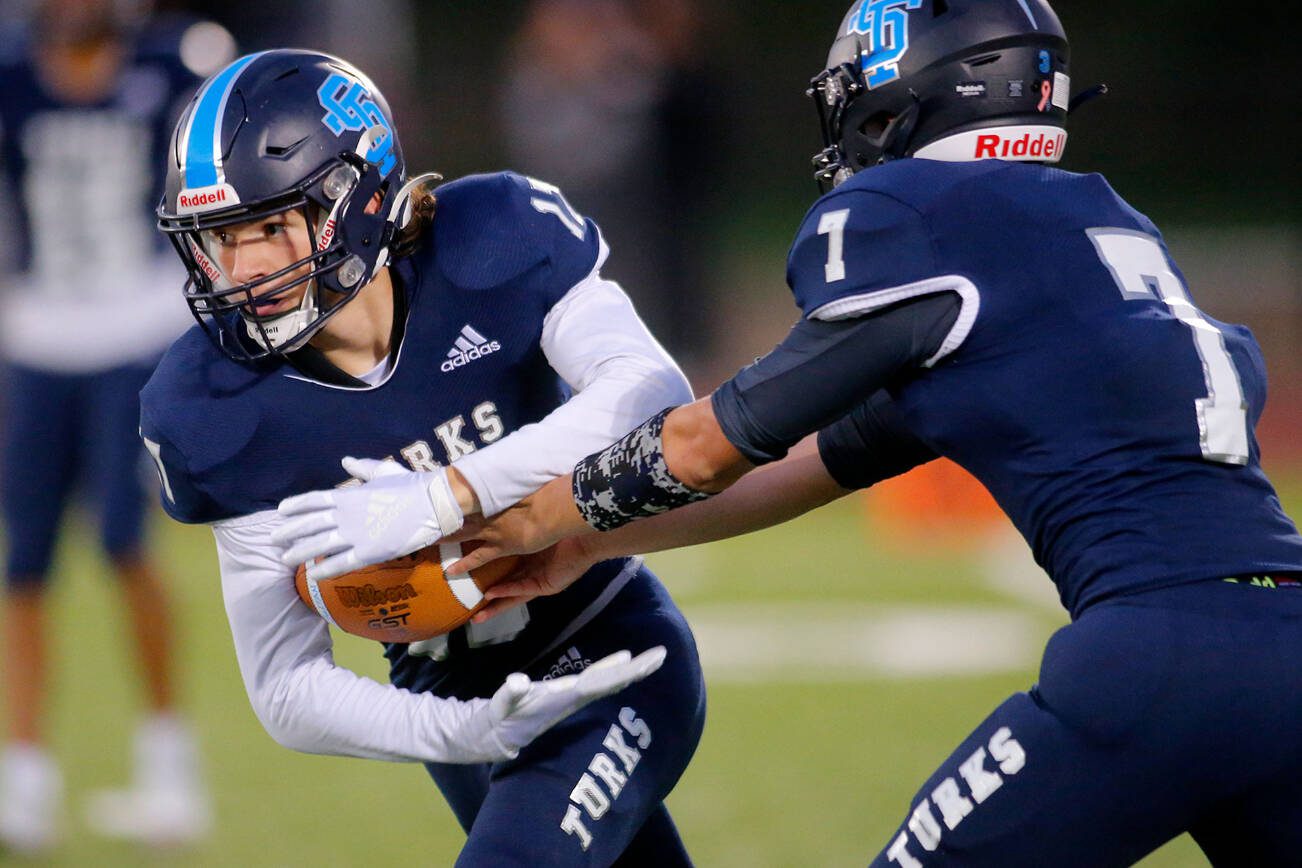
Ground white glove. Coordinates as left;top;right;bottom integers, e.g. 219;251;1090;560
408;635;450;662
271;457;465;581
460;646;667;763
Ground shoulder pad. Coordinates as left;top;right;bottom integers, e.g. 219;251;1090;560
787;185;937;316
431;172;602;299
139;328;269;523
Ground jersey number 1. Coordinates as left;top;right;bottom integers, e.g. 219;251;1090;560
818;209;851;283
527;178;586;240
1088;228;1249;466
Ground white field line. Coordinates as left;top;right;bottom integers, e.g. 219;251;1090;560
680;602;1049;683
975;529;1067;614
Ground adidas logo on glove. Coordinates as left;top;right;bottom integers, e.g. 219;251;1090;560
441;324;501;373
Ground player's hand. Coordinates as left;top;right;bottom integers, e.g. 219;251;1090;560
442;478;588;574
466;536;601;624
476;646;666;761
270;457;464;581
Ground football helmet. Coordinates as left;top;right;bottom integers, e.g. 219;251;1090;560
158;49;425;361
810;0;1074;189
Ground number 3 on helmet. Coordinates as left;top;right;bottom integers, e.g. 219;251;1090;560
157;49;426;362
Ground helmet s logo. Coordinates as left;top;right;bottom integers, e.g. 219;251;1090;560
317;74;397;178
848;0;925;89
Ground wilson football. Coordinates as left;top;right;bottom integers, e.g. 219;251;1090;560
294;542;518;643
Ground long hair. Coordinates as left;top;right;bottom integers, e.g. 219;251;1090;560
391;177;439;258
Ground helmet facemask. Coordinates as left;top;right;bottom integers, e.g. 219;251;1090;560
165;151;397;362
810;58;922;192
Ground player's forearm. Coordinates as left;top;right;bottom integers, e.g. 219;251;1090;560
578;435;847;560
223;582;471;762
662;397;753;493
247;654;500;763
451;424;843;577
564;397;753;537
523;472;597;547
214;516;512;764
452;273;692;516
452;359;688;516
446;465;480;514
465;397;786;561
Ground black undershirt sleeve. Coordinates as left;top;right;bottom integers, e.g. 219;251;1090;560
711;291;960;465
816;389;938;490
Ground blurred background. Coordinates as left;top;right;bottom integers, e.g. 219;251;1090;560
0;0;1297;865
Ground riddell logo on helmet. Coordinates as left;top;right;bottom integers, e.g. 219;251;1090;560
175;183;240;215
974;131;1065;160
913;126;1068;164
188;240;221;283
317;217;337;252
178;188;226;209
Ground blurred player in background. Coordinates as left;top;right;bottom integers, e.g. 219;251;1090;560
143;50;704;865
500;0;720;373
0;0;231;853
435;0;1302;864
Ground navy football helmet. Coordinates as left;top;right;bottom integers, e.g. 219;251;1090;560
810;0;1078;189
158;49;427;361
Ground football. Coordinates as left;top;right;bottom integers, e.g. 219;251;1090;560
294;542;518;643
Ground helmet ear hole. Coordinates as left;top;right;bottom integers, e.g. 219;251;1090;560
859;111;895;141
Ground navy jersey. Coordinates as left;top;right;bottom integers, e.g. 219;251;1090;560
0;19;216;371
0;24;198;281
786;159;1302;616
140;171;617;648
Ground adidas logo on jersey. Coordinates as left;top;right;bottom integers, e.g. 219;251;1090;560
543;647;592;681
441;324;501;373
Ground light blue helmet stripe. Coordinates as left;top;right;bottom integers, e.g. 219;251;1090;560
182;52;267;189
1015;0;1039;29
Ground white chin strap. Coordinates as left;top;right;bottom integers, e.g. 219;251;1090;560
388;172;442;226
370;171;442;277
912;125;1067;163
243;287;320;352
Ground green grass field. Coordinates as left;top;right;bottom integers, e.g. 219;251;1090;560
8;470;1300;867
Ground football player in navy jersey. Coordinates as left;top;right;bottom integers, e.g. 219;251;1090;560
438;1;1302;864
142;49;704;866
0;0;229;852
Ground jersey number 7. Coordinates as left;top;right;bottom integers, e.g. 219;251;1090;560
1088;228;1249;466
